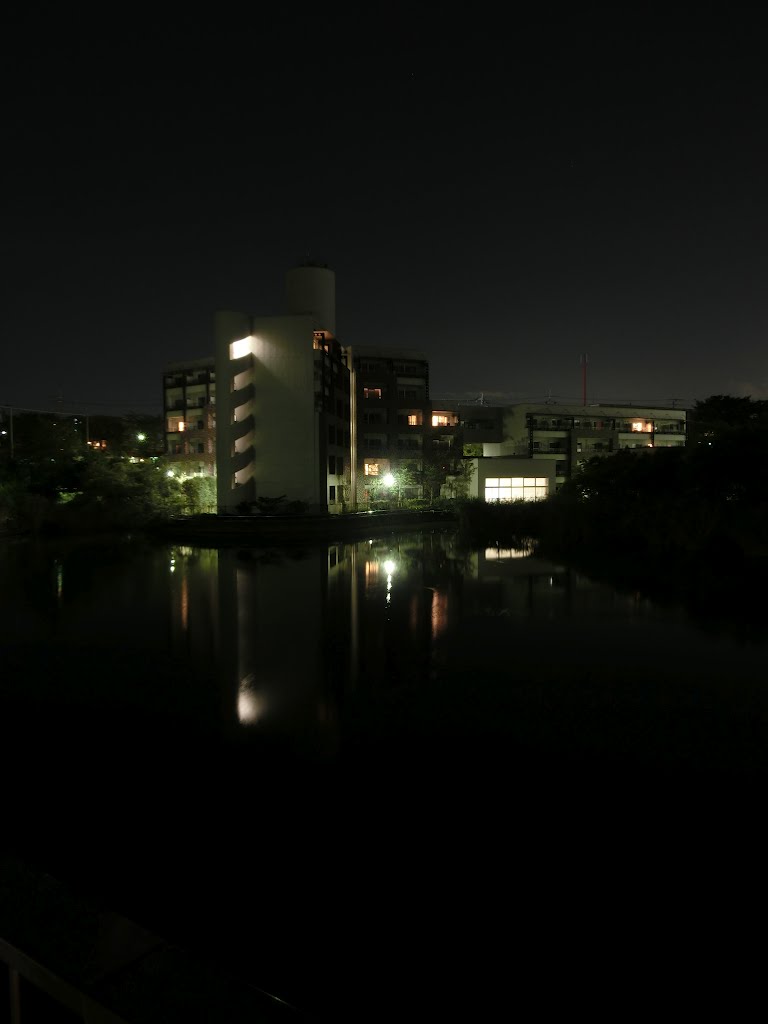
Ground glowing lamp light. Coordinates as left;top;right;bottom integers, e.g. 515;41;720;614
382;473;395;487
166;469;175;478
383;559;396;574
137;433;146;441
230;336;253;360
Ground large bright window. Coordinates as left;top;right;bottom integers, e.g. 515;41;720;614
485;477;548;502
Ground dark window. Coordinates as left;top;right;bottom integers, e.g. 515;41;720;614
329;485;336;502
329;425;336;443
328;455;335;474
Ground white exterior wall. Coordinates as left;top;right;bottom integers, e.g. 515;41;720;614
215;311;322;511
251;315;319;503
285;265;336;334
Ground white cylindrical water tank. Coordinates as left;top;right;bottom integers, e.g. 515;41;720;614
285;264;336;335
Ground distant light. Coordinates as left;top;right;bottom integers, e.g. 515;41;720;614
137;433;146;441
166;470;175;477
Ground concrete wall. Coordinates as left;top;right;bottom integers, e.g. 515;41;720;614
215;311;322;511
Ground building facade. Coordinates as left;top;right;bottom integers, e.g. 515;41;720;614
481;403;687;489
215;265;351;514
165;265;689;511
467;456;557;503
162;357;217;475
348;346;431;503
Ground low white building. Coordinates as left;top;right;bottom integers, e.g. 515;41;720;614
466;457;557;503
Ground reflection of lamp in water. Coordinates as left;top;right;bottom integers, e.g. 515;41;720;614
238;673;266;724
383;558;395;605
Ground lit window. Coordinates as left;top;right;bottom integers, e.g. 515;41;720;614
485;477;549;502
432;414;450;427
178;421;185;431
364;462;380;476
408;414;419;426
364;388;382;400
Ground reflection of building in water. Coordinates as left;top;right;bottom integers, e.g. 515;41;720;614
462;544;574;619
168;547;220;657
350;533;463;688
204;533;468;746
463;545;655;622
216;546;354;759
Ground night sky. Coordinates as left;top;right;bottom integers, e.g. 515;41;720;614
2;8;767;416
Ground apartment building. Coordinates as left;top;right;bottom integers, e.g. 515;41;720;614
481;402;687;488
348;345;431;503
162;356;216;475
165;263;688;511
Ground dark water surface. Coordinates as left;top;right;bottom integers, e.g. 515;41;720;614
2;530;768;1019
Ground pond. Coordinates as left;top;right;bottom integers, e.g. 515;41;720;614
2;529;767;1018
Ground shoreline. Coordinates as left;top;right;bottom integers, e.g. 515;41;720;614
149;507;459;544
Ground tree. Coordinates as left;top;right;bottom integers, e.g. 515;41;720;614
688;395;768;447
443;458;475;499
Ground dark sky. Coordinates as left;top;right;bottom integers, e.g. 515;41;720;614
2;7;767;416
